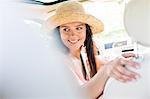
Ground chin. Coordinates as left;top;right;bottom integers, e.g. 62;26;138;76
69;45;81;51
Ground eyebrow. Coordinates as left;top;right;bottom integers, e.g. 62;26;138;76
60;23;85;28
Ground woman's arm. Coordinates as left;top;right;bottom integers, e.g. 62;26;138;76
81;65;109;99
80;53;140;99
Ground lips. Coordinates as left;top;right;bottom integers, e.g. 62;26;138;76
68;39;80;44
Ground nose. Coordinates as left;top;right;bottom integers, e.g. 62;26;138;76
69;29;76;36
69;30;78;39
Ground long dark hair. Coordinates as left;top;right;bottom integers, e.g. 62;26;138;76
81;24;97;79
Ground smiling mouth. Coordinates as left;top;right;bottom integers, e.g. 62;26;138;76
68;39;80;44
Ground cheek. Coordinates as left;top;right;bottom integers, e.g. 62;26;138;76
60;34;69;45
59;29;67;43
81;32;86;43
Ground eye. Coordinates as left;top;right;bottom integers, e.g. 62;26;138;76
76;27;83;30
63;28;70;32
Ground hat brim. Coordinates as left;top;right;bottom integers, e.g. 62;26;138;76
43;13;104;34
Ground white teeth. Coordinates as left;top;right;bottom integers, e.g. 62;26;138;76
69;39;79;44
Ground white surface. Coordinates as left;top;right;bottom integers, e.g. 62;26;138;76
124;0;150;46
103;0;150;98
0;2;84;99
103;51;150;99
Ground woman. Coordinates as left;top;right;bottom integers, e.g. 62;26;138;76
43;1;140;99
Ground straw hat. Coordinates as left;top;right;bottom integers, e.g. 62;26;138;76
44;1;104;34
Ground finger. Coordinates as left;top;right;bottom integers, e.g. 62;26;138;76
116;65;137;78
125;68;141;80
112;75;126;83
111;71;130;83
111;68;132;82
120;58;140;69
122;53;136;58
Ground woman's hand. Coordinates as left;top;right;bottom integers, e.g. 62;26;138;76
105;53;140;83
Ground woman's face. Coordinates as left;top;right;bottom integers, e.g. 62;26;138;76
59;22;86;51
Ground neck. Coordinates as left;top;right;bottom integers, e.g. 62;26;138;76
70;48;81;59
